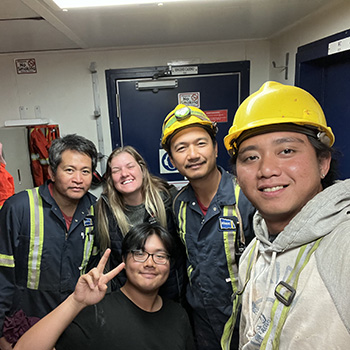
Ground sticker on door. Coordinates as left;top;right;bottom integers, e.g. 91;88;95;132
159;149;178;174
178;92;200;108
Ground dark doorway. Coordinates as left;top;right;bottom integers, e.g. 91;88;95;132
296;29;350;179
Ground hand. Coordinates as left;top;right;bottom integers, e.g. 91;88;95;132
72;249;125;307
0;336;12;350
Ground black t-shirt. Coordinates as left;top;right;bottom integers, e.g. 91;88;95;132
56;290;194;350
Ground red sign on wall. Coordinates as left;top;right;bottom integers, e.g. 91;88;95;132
204;109;228;123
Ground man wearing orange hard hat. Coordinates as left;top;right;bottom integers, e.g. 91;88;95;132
222;81;350;349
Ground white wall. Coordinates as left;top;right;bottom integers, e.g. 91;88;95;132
0;40;270;163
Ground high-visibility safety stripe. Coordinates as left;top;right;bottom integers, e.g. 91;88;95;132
30;154;40;161
221;182;248;350
187;265;194;286
38;158;49;165
30;153;49;165
221;288;241;350
79;205;95;275
223;205;239;292
221;240;258;350
221;205;238;350
0;254;15;268
27;188;44;290
234;184;240;204
260;237;323;349
177;200;190;261
177;201;187;246
177;201;194;284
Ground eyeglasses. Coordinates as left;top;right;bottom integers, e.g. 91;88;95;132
131;250;170;265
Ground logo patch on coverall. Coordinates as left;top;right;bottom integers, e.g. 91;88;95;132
83;217;93;227
219;217;236;230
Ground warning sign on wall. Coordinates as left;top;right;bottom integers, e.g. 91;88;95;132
178;92;200;108
204;109;228;123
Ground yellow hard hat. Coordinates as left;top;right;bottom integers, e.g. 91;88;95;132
224;81;335;154
161;104;216;149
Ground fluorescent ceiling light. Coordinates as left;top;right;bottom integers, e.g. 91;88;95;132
51;0;199;9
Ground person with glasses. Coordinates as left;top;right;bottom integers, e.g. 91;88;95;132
161;104;256;349
14;223;195;350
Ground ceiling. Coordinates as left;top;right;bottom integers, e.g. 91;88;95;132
0;0;343;54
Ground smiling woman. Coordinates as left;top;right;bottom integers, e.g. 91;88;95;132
110;151;144;205
90;145;186;303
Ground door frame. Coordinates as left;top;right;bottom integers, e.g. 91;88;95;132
295;28;350;179
295;28;350;94
105;61;250;150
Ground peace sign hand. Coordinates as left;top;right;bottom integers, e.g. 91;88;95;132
72;249;125;307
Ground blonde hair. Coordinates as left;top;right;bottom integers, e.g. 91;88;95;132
96;146;170;251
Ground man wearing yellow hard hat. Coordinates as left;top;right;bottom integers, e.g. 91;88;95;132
161;104;255;349
223;81;350;349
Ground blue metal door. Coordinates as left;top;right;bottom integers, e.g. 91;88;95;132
106;61;250;184
296;29;350;179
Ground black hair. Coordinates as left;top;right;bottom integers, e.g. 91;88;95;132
49;134;97;174
307;136;339;188
121;223;174;262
